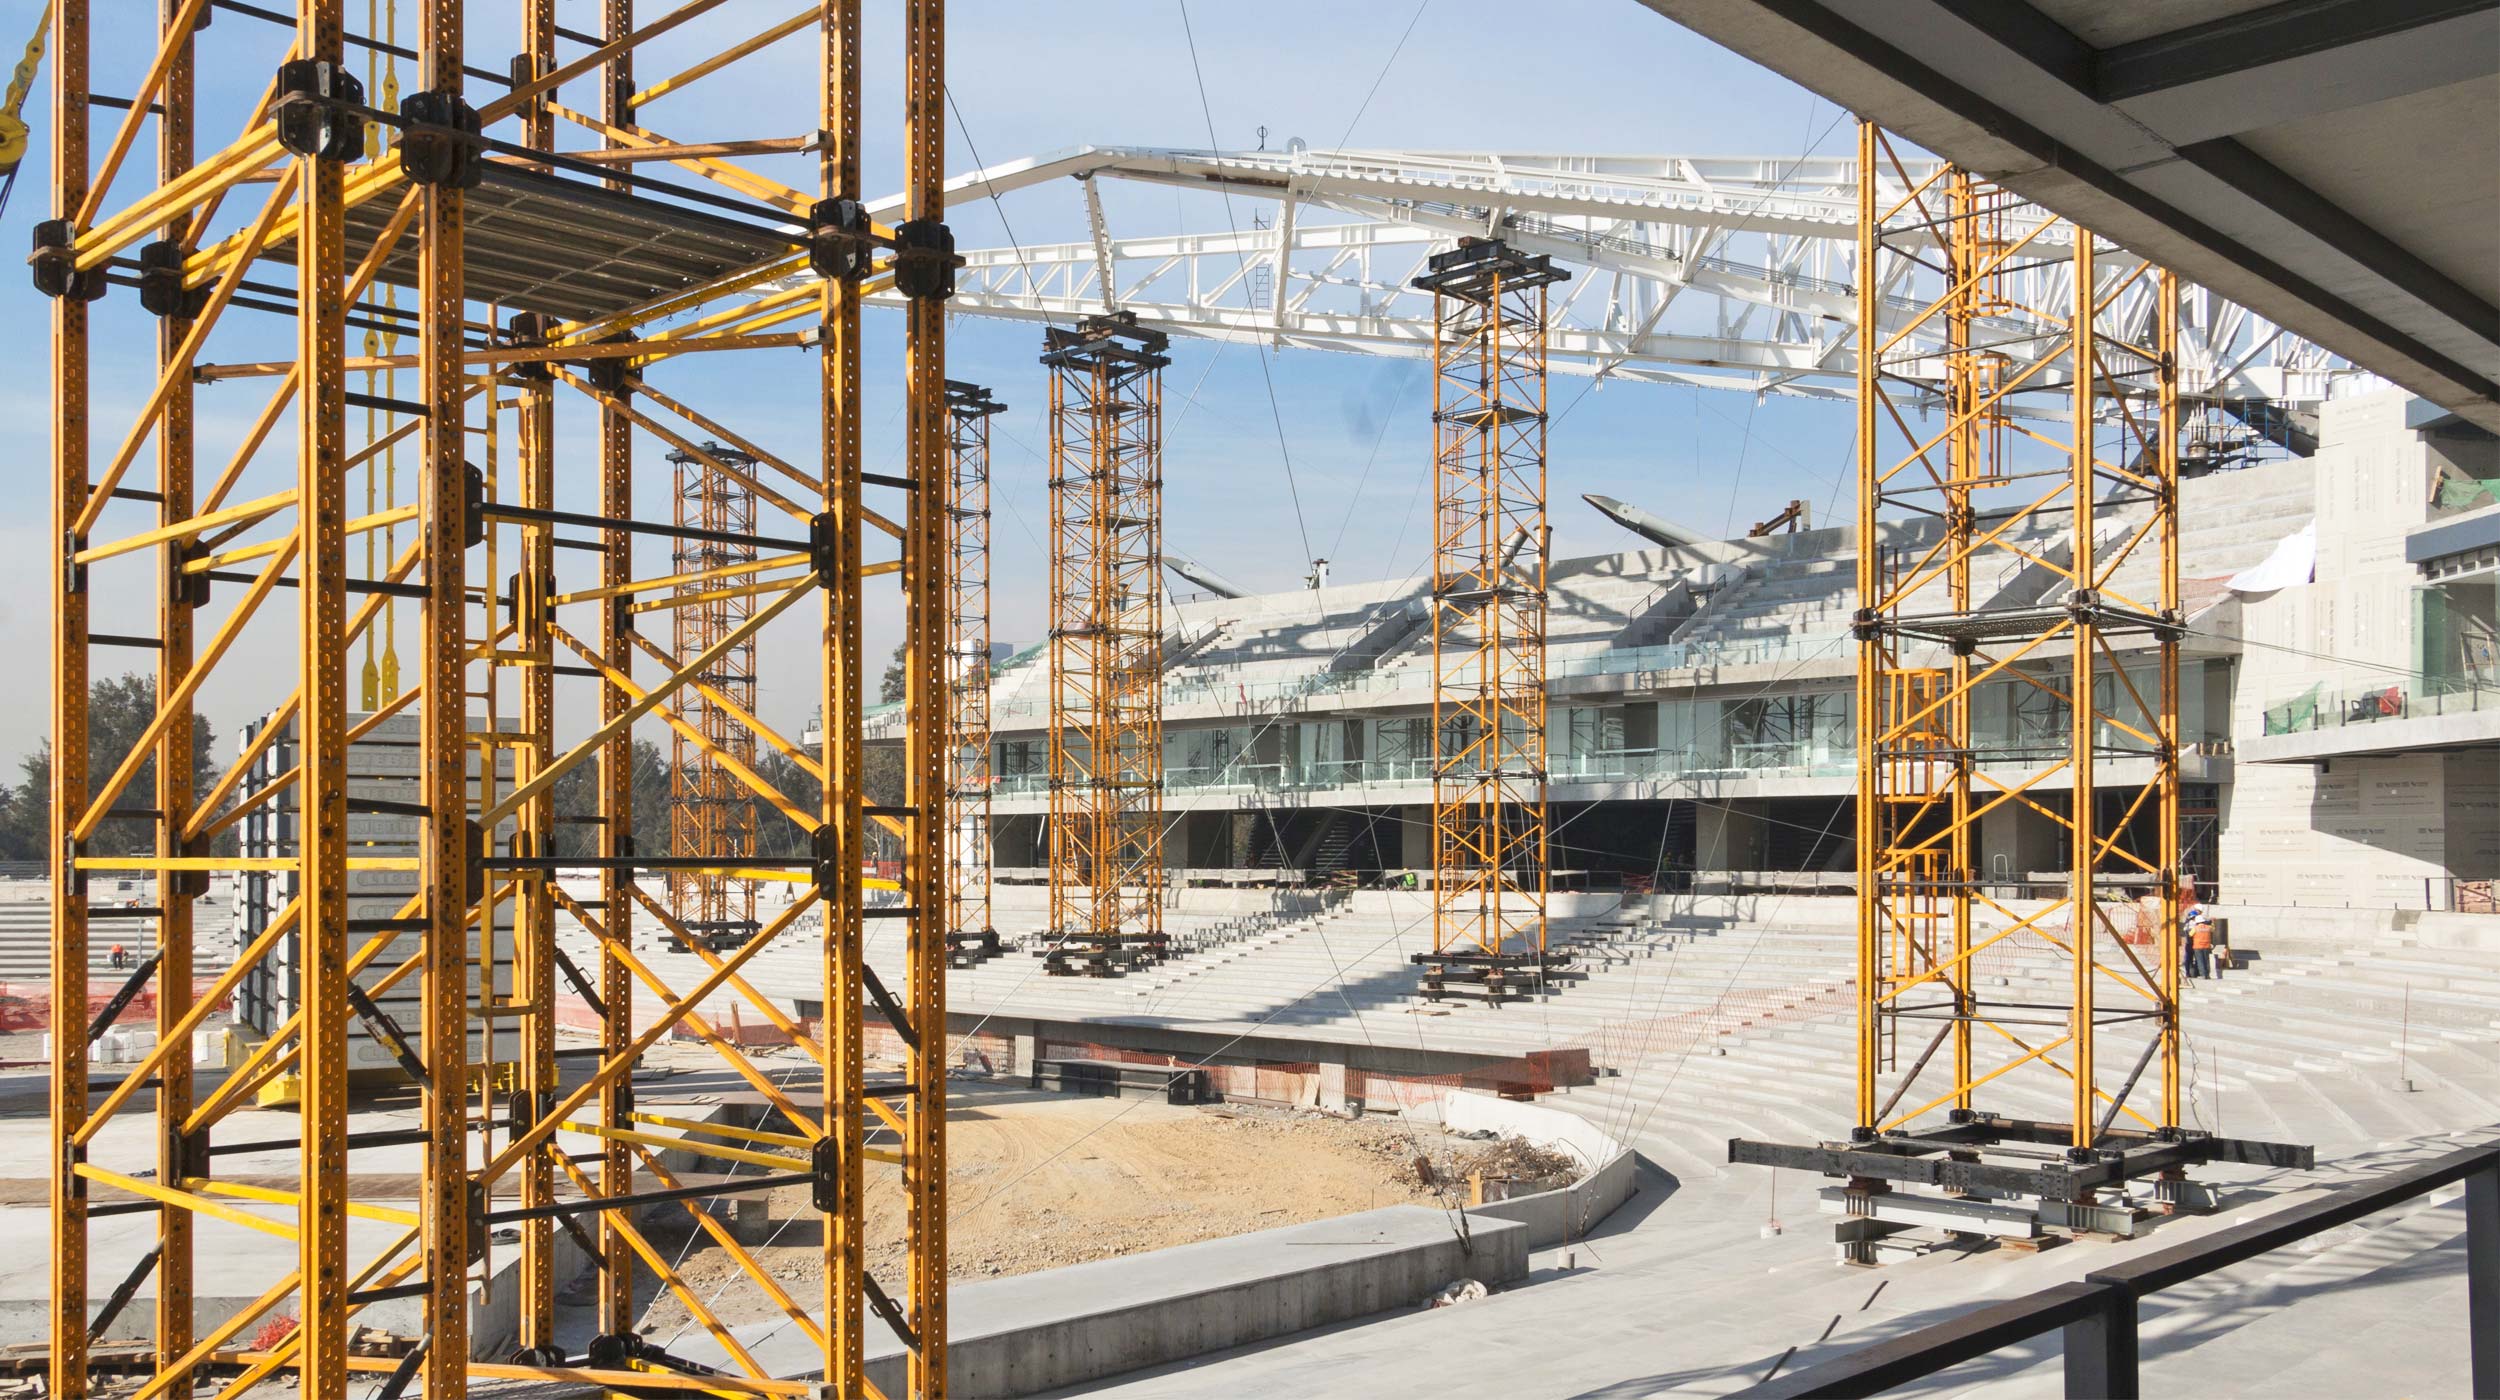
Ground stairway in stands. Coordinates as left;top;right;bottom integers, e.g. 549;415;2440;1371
0;882;240;984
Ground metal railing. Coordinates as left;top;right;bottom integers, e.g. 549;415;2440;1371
2262;676;2498;736
1742;1137;2499;1399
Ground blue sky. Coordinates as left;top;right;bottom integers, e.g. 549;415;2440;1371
0;0;1864;764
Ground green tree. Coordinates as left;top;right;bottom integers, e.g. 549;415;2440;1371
878;641;908;706
0;673;221;861
545;736;675;859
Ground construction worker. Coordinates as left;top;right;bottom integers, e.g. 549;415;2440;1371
2181;897;2214;981
109;942;126;970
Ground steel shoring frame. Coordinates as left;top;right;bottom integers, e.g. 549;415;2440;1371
1728;123;2290;1258
1412;239;1567;1002
45;5;955;1397
944;382;1004;966
1043;313;1171;977
663;437;762;942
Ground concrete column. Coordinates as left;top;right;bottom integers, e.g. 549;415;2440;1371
1400;803;1433;871
1319;1060;1351;1114
1696;801;1764;873
1012;1026;1041;1082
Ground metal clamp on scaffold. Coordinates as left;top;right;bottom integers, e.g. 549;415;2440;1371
892;218;957;300
29;219;104;301
504;311;555;382
397;92;485;190
135;239;208;318
462;463;487;547
809;197;872;280
272;59;366;162
808;509;841;590
811;821;843;905
810;1133;841;1214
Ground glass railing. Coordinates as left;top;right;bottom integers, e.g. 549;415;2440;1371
2263;676;2499;736
982;745;1875;798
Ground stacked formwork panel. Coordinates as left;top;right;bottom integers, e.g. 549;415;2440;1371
1729;124;2306;1256
1043;313;1171;977
41;3;958;1396
666;441;763;946
1410;240;1570;1003
946;382;1005;968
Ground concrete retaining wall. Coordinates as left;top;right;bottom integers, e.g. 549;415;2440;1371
858;1206;1526;1398
1441;1089;1637;1249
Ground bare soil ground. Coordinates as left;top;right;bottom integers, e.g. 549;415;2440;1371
634;1079;1502;1337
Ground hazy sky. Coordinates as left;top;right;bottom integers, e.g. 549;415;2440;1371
0;1;1863;767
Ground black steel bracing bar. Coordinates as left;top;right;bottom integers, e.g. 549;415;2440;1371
860;963;918;1053
208;0;515;86
345;1283;435;1306
88;906;167;922
2093;1035;2167;1147
372;1337;429;1400
204;569;432;601
346;797;432;818
88;95;167;115
1872;1018;1956;1126
343;391;430;418
86;1200;169;1220
86;952;163;1044
87;1241;164;1346
211;1127;433;1157
554;1212;612;1272
481;1171;815;1224
482;502;812;554
862;1272;920;1353
551;946;608;1019
95;271;441;343
343;983;432;1092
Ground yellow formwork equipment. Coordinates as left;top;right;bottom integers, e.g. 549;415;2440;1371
1042;313;1171;976
945;382;1006;966
1853;120;2183;1153
44;3;956;1396
1411;239;1569;1001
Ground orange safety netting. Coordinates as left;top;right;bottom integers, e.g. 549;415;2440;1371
0;980;235;1037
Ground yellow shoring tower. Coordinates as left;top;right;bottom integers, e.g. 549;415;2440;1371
1042;312;1172;977
667;440;763;945
1729;122;2307;1255
945;381;1005;967
1411;238;1569;1004
42;2;959;1395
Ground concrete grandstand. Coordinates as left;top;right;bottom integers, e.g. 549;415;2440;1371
894;386;2496;916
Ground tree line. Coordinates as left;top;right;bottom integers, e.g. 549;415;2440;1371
0;673;904;866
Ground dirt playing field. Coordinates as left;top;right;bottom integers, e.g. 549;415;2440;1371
633;1078;1540;1337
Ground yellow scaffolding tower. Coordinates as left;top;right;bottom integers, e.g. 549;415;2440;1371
1411;239;1569;1004
1728;124;2306;1254
945;381;1004;967
1042;312;1171;977
42;3;958;1394
667;440;762;945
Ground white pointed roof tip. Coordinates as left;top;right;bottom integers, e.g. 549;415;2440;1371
1582;494;1711;549
1162;554;1251;600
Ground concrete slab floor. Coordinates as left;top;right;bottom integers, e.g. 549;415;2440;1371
1039;1129;2498;1398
